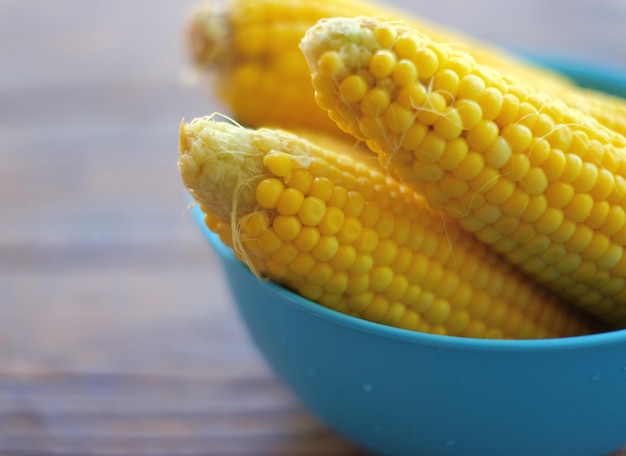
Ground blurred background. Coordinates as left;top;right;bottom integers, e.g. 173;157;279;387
1;0;625;454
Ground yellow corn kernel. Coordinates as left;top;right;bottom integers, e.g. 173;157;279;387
369;266;393;292
466;119;499;152
318;206;345;235
276;187;305;215
495;93;520;127
240;211;270;239
484;137;512;169
271;242;299;266
544;182;575;209
433;68;460;100
264;150;293;177
258;229;282;254
339;74;370;103
540;148;567;182
309;176;334;201
344;191;366;217
287;169;313;193
354;227;379;254
293;226;321;252
393;59;419;87
423;299;451;326
273;215;302;242
337;217;362;244
330;245;357;270
452;151;485;182
369;49;397;78
458;74;486;100
289;252;316;276
298;196;326;226
312;236;340;262
256;178;284;209
345;273;369;295
479;87;504;120
417;92;447;126
413;46;439;79
301;15;626;326
384;103;415;134
361;87;391;117
408;82;428;108
500;123;533;153
180;117;599;338
527;138;551;166
521;167;549;195
306;262;334;286
349;254;374;275
317;50;346;78
454;99;483;130
499;189;530;218
433;108;464;140
374;209;396;238
327;185;348;208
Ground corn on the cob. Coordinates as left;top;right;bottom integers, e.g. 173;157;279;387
185;0;597;137
178;115;598;339
299;16;626;327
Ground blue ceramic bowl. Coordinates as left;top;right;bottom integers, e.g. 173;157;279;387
193;56;626;456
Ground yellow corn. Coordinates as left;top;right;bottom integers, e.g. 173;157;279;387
300;16;626;327
185;0;595;137
565;89;626;137
178;115;599;339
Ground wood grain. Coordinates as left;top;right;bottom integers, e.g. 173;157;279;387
1;0;625;454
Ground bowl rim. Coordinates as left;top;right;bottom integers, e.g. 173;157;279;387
192;52;626;353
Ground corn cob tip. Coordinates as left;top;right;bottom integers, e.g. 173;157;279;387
178;114;265;222
300;16;370;71
179;115;321;278
186;3;230;69
179;114;317;220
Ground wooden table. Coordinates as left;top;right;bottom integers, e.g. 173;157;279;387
2;0;626;454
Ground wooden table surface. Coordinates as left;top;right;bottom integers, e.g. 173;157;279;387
3;0;626;454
